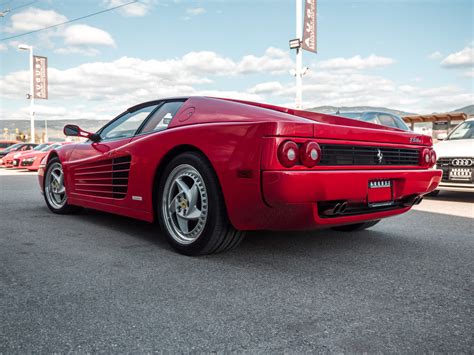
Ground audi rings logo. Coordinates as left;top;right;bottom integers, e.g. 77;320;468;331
452;158;473;166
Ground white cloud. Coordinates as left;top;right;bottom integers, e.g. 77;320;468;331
1;49;288;104
62;24;115;47
441;45;474;68
248;81;284;94
237;47;293;74
186;7;206;16
318;54;396;71
103;0;154;17
428;51;443;60
5;7;67;33
1;48;472;120
0;43;7;51
464;69;474;78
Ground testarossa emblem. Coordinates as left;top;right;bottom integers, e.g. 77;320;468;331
410;137;422;143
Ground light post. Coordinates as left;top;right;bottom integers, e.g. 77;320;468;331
295;0;303;109
18;44;35;143
289;1;304;109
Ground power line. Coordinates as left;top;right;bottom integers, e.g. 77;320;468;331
0;0;138;41
1;0;38;16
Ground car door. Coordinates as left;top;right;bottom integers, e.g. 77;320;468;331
66;103;160;206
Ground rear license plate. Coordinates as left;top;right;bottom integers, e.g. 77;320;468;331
449;168;472;181
13;161;18;166
368;180;393;207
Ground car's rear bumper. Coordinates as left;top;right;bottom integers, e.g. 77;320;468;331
260;169;441;228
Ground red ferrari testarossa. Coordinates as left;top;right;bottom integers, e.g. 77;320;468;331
38;97;441;255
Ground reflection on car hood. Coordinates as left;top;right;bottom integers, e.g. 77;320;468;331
434;139;474;158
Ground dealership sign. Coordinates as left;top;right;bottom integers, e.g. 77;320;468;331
33;55;48;100
302;0;317;53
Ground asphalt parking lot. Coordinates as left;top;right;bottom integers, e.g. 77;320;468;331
1;169;473;352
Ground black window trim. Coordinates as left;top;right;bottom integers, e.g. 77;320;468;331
93;98;188;142
134;98;187;137
94;100;164;142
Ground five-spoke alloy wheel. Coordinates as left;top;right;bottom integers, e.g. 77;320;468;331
44;157;78;214
162;164;209;245
158;152;244;255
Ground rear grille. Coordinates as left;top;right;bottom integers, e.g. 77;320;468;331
73;156;131;199
319;144;420;166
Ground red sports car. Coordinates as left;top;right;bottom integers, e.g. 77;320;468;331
38;97;441;255
11;143;51;168
16;143;71;170
0;143;38;167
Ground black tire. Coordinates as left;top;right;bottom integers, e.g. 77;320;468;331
157;152;244;256
331;220;380;232
43;157;80;214
426;189;440;197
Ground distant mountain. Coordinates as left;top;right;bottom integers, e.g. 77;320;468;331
0;119;108;141
453;105;474;115
306;106;416;116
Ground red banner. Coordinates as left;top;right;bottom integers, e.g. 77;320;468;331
33;55;48;100
302;0;317;53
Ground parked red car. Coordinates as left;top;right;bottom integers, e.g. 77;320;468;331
0;143;38;167
11;143;51;168
20;143;70;171
38;97;441;255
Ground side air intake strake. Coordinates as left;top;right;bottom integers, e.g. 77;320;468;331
73;156;131;199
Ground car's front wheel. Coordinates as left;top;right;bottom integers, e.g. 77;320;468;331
331;220;380;232
44;157;79;214
158;152;244;255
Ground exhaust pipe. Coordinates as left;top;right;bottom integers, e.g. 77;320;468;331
333;203;342;215
338;202;348;214
402;195;423;207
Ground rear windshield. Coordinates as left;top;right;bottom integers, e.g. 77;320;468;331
337;112;363;119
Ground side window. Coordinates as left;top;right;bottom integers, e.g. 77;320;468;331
140;101;185;134
377;114;397;128
19;146;28;151
362;113;379;125
392;115;410;130
100;105;159;140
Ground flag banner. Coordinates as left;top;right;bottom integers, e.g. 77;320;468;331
302;0;317;53
33;55;48;99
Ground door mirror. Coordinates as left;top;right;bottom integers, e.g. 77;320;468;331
63;124;100;142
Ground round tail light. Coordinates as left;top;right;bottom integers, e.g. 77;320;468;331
430;149;436;167
278;140;299;167
299;141;321;167
420;148;435;167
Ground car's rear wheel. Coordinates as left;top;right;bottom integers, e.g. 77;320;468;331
331;220;380;232
44;157;79;214
158;152;244;255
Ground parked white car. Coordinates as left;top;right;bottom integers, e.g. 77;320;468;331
432;118;474;194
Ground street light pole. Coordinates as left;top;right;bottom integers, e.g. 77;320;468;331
18;44;35;143
295;0;303;109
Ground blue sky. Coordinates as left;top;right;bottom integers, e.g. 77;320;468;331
0;0;473;121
